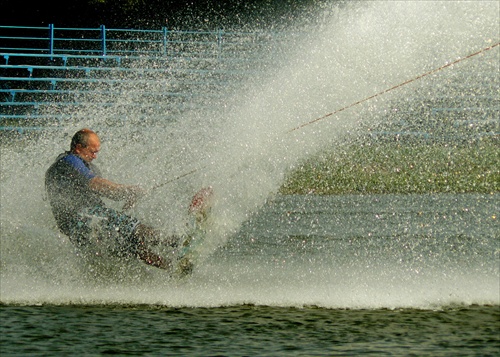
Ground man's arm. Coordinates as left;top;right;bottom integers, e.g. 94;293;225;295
89;177;143;201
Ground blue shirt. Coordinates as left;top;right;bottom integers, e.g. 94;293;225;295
45;152;104;235
61;153;97;180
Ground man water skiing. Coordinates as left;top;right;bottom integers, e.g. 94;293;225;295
45;128;174;270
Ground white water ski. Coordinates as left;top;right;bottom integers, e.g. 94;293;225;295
175;187;213;277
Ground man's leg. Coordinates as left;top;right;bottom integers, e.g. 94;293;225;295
134;224;180;247
134;224;180;270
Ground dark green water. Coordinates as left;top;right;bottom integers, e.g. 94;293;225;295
1;305;498;356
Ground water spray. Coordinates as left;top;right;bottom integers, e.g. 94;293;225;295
287;41;500;132
152;41;499;189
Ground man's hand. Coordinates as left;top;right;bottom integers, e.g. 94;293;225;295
122;185;147;211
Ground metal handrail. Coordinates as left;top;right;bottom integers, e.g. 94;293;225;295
0;25;279;59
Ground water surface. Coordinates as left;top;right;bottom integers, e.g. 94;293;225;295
1;194;498;355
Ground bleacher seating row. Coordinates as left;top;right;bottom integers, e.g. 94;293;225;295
0;24;498;142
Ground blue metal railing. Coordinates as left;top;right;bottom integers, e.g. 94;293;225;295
0;25;280;59
1;24;170;56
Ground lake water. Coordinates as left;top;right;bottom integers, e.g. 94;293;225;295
1;194;498;355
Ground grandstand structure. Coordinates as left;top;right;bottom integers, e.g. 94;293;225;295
0;25;283;133
0;25;498;142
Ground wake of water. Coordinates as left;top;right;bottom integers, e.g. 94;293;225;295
1;1;499;308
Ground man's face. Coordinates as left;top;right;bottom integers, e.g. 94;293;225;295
75;134;101;162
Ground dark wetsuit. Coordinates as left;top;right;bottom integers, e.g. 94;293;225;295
45;152;140;256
